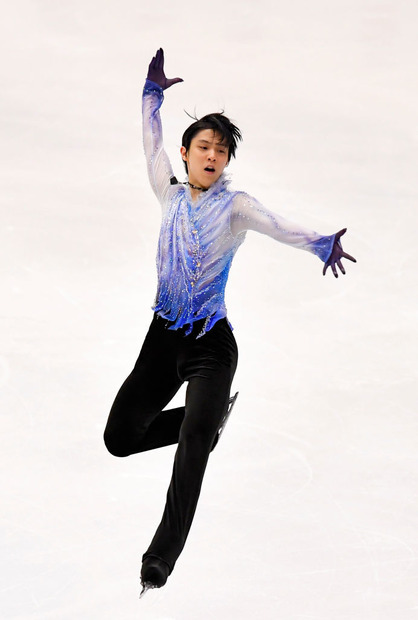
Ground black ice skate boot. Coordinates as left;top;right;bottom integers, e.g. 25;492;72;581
210;391;239;452
140;555;171;598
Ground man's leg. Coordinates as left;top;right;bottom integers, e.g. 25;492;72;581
143;319;238;572
103;316;184;457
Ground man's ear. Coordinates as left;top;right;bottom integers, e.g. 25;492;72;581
180;146;187;161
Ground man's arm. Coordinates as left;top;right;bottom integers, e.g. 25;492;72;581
231;192;356;276
142;48;183;206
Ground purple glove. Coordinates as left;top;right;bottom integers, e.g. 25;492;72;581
147;48;183;90
323;228;356;277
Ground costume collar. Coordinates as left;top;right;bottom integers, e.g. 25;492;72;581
184;173;232;205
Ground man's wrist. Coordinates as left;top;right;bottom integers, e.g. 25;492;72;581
143;79;164;95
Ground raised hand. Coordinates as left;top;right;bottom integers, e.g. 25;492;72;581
323;228;356;277
147;48;183;91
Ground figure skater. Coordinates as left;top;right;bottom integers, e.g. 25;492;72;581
103;48;356;597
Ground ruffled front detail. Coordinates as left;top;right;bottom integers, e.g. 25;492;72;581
153;174;242;337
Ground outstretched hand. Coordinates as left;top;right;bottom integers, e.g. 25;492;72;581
147;48;183;91
323;228;356;277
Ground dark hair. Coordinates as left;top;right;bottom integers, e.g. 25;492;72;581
181;112;242;173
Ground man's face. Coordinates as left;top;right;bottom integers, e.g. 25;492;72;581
181;129;229;190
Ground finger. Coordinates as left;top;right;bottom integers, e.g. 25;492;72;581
337;259;345;274
335;228;347;241
155;48;162;69
166;77;184;88
323;262;328;276
341;251;356;262
331;262;338;278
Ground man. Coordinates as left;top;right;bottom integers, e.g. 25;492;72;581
104;48;356;597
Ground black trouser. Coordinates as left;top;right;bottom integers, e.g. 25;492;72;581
104;313;238;572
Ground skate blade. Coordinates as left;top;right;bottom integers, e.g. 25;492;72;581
220;391;239;432
139;581;157;599
229;391;239;409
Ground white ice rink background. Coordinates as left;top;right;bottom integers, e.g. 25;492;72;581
1;1;417;618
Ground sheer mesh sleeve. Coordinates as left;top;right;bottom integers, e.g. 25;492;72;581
142;79;175;207
230;192;335;263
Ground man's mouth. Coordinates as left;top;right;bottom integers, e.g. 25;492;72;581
204;166;215;173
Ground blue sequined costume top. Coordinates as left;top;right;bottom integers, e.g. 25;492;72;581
143;79;336;337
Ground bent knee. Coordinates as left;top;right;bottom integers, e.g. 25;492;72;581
103;429;131;458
